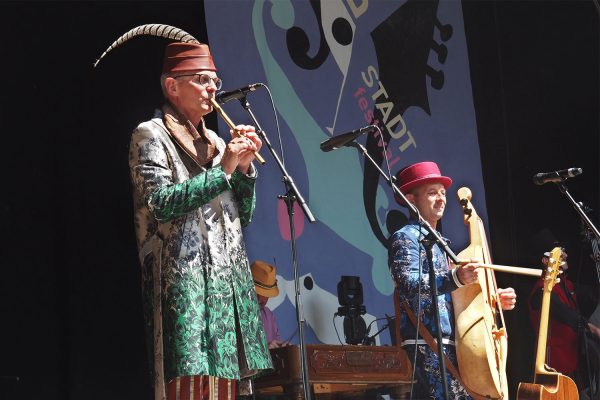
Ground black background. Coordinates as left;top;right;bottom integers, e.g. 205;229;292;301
0;1;597;399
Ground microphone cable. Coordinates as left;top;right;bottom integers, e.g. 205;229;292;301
333;313;345;345
260;84;286;167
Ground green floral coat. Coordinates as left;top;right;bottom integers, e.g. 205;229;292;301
129;113;272;397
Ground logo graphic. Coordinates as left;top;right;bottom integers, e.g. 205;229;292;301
205;0;487;345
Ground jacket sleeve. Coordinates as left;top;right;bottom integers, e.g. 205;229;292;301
437;259;460;294
230;164;257;227
529;288;584;330
129;124;232;222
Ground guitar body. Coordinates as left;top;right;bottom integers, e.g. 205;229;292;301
517;372;579;400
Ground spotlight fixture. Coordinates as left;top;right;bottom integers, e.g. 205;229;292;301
336;275;368;345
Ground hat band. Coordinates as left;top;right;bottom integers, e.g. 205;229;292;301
254;280;278;290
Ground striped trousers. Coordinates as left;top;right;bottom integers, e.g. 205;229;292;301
166;376;236;400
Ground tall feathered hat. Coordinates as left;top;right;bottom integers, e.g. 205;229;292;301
93;23;217;72
94;24;220;167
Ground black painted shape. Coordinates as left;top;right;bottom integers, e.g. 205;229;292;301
370;0;446;116
363;0;452;248
332;17;353;46
286;0;330;70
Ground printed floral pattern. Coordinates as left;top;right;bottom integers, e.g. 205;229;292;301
405;344;471;399
129;115;272;392
389;220;470;399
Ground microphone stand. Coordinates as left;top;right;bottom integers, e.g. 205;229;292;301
348;141;461;400
237;95;316;400
554;179;600;398
554;181;600;245
422;234;449;399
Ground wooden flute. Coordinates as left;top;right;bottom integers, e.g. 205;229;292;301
210;98;266;165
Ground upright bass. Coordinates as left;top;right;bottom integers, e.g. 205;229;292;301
452;187;509;399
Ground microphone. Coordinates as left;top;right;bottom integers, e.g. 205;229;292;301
320;125;377;152
533;168;583;185
215;83;264;104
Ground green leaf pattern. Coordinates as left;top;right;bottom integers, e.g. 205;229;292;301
130;117;272;386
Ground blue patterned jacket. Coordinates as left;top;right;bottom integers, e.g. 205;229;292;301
389;220;464;341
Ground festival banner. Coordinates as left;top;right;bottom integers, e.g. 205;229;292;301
205;0;487;346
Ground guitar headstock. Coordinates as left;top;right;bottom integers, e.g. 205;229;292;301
543;246;565;292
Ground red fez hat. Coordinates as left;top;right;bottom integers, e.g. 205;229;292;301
162;42;217;74
394;161;452;205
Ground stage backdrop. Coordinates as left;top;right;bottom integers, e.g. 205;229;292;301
205;0;487;346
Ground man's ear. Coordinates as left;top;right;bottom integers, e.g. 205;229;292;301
164;77;177;97
405;193;416;204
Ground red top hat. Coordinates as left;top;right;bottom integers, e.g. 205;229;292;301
394;161;452;205
162;42;217;74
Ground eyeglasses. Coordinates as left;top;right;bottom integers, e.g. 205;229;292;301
174;73;222;90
